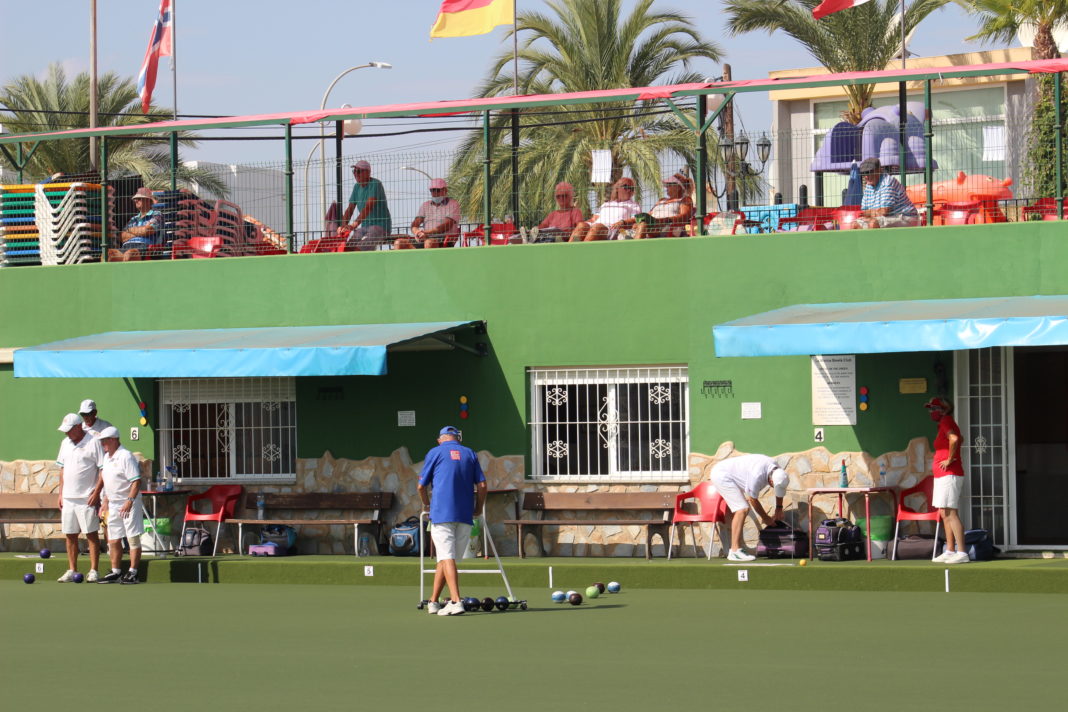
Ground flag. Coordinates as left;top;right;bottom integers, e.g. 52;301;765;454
137;0;173;114
812;0;873;20
430;0;514;38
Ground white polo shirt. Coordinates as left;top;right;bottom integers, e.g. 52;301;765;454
82;417;113;437
101;446;142;504
57;433;105;499
711;454;777;498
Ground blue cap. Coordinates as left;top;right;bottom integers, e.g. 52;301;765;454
439;426;460;436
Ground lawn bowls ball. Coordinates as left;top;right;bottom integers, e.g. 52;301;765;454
799;558;808;567
568;592;583;605
481;597;496;612
23;573;35;584
72;572;85;583
39;548;51;559
551;590;566;603
607;581;621;593
594;582;606;594
566;589;578;598
585;585;600;599
495;596;510;611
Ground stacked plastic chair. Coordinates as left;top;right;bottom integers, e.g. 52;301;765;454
34;183;115;265
0;184;42;266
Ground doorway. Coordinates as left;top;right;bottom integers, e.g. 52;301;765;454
1013;346;1068;545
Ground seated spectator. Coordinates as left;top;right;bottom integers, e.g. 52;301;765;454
108;187;162;262
633;173;693;239
341;160;392;251
569;177;641;242
528;182;584;242
395;178;461;249
856;157;920;229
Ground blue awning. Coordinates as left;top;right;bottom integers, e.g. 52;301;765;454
713;296;1068;357
14;321;481;378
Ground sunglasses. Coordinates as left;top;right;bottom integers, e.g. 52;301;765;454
620;186;635;191
430;188;446;193
554;193;570;198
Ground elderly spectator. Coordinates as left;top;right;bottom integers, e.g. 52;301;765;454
341;160;392;251
856;158;920;229
395;178;462;249
109;187;162;262
633;173;694;239
569;177;641;242
526;182;585;243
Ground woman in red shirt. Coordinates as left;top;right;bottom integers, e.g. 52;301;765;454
925;397;968;564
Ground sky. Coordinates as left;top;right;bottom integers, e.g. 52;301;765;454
0;0;999;168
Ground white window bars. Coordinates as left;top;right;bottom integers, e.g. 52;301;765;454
529;366;689;482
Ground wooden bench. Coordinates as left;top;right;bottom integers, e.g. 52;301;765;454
503;491;675;559
225;492;393;557
0;493;61;547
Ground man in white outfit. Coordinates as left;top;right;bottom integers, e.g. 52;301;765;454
709;453;788;562
55;413;105;582
96;427;145;584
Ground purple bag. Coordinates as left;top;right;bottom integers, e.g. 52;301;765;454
757;521;809;559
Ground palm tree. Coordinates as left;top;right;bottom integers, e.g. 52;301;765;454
447;0;724;224
724;0;949;123
0;64;225;195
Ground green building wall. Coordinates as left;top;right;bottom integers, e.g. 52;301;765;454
0;221;1063;466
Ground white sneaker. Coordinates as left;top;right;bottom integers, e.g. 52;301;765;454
86;569;99;583
437;600;465;616
932;550;952;563
727;549;756;562
427;601;441;614
946;551;970;564
57;570;76;583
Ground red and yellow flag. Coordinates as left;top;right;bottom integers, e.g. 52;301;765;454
430;0;514;38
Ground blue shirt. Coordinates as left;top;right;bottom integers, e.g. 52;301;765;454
418;441;485;525
347;178;392;234
123;209;164;246
861;174;917;217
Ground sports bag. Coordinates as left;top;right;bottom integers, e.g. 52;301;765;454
893;533;944;560
814;517;864;561
389;516;422;556
177;527;213;556
260;524;298;556
964;529;998;561
756;521;809;559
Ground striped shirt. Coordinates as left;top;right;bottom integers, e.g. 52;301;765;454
123;210;164;246
861;175;917;217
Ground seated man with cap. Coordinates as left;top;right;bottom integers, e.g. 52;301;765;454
707;453;789;562
856;158;920;229
109;187;163;262
341;160;392;251
395;178;461;249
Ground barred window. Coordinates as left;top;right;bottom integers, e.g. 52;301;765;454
529;366;689;482
159;378;297;482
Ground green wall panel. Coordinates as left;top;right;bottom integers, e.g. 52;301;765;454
0;221;1063;464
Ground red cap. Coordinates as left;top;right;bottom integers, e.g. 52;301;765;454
924;397;952;412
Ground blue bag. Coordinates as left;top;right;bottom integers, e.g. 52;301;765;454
389;516;422;556
965;529;997;561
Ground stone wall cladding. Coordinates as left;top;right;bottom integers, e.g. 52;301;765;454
2;438;934;556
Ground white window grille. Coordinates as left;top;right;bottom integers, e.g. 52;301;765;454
529;366;689;482
159;378;297;482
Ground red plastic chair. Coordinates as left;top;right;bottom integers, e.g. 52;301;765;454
181;485;245;556
668;482;729;559
171;237;227;259
777;207;837;231
934;201;981;226
1021;197;1068;221
834;205;862;230
891;476;942;560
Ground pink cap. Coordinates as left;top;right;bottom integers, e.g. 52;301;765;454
132;187;154;202
429;178;447;190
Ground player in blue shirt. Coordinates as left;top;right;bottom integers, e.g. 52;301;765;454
417;426;487;616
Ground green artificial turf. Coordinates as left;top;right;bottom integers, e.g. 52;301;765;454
2;582;1064;711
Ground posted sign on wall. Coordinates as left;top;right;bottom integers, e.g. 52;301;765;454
811;355;856;425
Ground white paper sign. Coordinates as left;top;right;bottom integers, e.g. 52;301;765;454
397;410;416;427
741;402;762;420
811;355;857;425
591;150;612;183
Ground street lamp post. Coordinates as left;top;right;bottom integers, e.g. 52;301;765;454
317;62;391;228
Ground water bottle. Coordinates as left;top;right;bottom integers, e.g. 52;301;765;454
358;533;371;557
879;462;887;487
255;493;266;520
839;459;849;488
165;466;177;491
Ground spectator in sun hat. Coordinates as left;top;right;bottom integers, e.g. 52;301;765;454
924;397;969;564
55;413;106;583
341;160;392;251
569;176;642;241
528;182;585;243
632;172;694;239
96;426;145;584
109;187;163;262
394;178;462;250
417;426;487;616
707;453;788;562
856;158;919;229
77;399;112;437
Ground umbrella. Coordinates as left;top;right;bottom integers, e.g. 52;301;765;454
844;161;863;207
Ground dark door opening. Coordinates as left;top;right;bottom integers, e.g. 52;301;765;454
1013;346;1068;545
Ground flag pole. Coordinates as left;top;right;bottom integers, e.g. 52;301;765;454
900;0;906;70
512;0;519;94
171;0;178;120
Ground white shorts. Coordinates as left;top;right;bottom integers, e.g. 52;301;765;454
429;522;471;562
106;498;145;541
932;475;964;509
708;474;749;513
61;499;100;535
